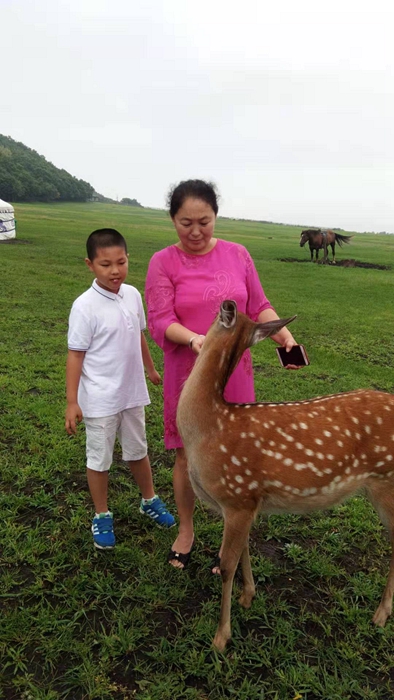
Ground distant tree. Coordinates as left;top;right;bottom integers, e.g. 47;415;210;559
0;134;95;203
120;197;143;207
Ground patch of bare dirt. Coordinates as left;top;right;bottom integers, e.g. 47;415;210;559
279;257;390;270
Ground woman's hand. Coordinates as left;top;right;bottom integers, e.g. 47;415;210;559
190;334;206;355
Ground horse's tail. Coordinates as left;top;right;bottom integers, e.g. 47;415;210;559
334;233;353;247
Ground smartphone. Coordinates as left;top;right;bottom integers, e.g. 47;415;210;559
276;344;310;367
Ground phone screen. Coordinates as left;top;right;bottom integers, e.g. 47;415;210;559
276;345;310;367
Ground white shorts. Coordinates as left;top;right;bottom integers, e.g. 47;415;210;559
84;406;148;472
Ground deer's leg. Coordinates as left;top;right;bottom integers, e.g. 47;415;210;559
238;538;256;609
213;510;255;652
366;482;394;626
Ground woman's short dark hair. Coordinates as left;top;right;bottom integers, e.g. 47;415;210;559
167;179;219;218
86;228;127;260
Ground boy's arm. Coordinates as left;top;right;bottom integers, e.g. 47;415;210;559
141;332;161;385
65;349;85;434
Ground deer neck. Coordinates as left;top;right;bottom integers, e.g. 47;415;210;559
186;333;244;404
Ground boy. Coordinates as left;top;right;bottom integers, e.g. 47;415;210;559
65;228;174;549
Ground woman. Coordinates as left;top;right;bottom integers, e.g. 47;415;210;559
145;180;299;571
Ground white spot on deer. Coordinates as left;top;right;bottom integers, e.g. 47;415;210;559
291;423;298;430
242;457;248;463
263;422;270;429
337;440;344;447
283;458;293;467
365;426;371;434
230;414;235;422
333;425;340;431
231;456;241;466
299;422;308;430
314;438;323;445
217;418;223;431
235;475;244;483
240;432;247;438
376;417;383;425
248;432;255;438
327;454;334;460
296;442;304;450
376;461;385;468
386;455;393;461
364;410;372;415
353;459;359;468
275;452;283;460
351;417;359;424
334;406;341;413
220;477;226;485
344;429;352;437
294;463;307;471
223;464;228;471
245;468;252;475
316;453;325;460
251;416;260;423
245;405;251;409
269;440;276;447
269;420;276;426
254;440;261;448
229;483;234;489
220;444;227;453
323;430;332;437
235;487;242;494
305;449;314;456
345;467;351;474
248;481;258;490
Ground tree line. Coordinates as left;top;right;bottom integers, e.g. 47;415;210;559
0;135;94;203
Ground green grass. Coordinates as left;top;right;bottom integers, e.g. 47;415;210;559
1;203;394;699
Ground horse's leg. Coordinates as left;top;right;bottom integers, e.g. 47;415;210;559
315;248;318;263
331;242;336;263
309;244;314;262
323;238;328;264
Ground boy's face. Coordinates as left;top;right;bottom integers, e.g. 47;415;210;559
86;246;129;294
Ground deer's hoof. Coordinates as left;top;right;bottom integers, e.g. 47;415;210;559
372;605;391;628
213;627;231;652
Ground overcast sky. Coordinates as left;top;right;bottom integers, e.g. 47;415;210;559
2;0;393;232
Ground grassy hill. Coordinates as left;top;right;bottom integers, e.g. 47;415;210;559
1;203;394;699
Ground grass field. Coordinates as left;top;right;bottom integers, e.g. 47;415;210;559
1;203;394;700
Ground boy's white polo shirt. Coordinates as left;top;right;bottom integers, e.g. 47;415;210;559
68;280;150;417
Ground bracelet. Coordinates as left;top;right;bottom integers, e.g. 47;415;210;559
188;334;204;349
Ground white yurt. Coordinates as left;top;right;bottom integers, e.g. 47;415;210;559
0;199;16;240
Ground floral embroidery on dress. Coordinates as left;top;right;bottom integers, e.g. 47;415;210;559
203;270;235;316
178;250;208;269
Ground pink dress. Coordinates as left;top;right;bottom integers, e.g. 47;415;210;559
145;238;275;449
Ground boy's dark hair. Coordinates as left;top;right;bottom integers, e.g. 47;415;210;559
167;179;219;218
86;229;128;260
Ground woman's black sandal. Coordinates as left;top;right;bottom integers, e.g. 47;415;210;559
168;544;194;569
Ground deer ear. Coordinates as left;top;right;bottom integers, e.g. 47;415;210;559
219;300;237;328
252;316;297;345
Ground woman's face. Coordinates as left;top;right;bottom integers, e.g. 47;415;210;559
172;197;217;255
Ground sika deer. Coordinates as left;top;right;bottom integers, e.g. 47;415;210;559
177;300;394;651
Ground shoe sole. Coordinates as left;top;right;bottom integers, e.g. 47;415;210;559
93;541;115;550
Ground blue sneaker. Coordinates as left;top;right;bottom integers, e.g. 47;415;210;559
139;496;175;528
91;512;115;549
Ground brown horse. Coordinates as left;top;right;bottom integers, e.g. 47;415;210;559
300;229;352;263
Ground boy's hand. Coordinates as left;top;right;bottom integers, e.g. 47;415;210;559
65;403;83;435
147;368;161;385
